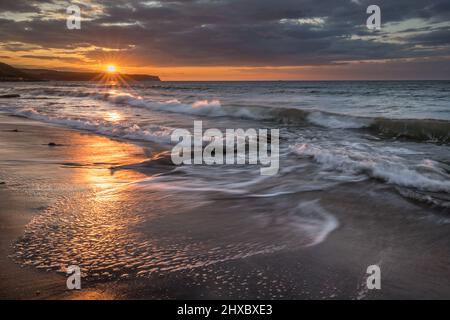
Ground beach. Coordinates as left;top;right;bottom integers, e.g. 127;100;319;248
2;0;450;304
1;99;449;299
0;114;151;299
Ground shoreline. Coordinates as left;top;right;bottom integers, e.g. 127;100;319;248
1;113;450;299
0;113;151;299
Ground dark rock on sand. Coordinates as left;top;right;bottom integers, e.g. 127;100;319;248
47;142;64;147
0;94;20;98
112;151;175;175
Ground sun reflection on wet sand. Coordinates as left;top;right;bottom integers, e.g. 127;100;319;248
12;128;181;279
11;128;290;282
63;134;149;191
11;120;333;288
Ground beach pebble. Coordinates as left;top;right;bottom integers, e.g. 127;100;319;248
47;142;63;147
0;94;20;98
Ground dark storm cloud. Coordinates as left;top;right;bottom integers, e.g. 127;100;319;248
19;54;87;62
0;0;40;12
1;0;449;67
407;28;450;46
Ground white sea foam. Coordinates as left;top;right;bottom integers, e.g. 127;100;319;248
100;92;291;120
291;200;339;246
102;92;229;117
293;143;450;193
14;107;174;144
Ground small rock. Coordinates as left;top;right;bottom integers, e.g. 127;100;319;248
0;94;20;98
47;142;63;147
35;290;41;296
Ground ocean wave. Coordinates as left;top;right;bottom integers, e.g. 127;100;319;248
101;92;311;122
293;142;450;194
105;93;278;120
13;107;174;144
369;118;450;143
307;111;370;129
12;87;96;98
305;111;450;143
307;113;450;144
99;92;450;143
9;86;450;144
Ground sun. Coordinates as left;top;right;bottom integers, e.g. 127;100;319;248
106;65;117;73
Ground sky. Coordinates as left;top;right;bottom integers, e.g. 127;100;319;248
0;0;449;80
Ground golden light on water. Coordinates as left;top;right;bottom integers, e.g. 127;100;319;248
105;111;123;123
67;133;148;191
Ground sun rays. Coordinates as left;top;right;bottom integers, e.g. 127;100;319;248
106;65;117;73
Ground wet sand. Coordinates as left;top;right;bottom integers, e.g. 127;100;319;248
1;114;450;299
0;114;150;299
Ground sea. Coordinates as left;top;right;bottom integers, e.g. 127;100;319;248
1;80;449;297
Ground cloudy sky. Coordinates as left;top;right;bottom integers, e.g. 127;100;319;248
0;0;449;80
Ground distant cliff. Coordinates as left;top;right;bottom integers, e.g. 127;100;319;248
0;61;160;82
0;62;40;81
22;68;161;81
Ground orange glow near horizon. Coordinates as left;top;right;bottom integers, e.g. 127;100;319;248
0;52;321;80
1;52;435;81
106;65;117;73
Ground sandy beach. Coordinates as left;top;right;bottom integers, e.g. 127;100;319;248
0;114;150;299
1;113;449;300
1;0;450;304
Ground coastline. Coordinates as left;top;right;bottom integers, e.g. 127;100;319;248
1;113;450;299
0;114;150;299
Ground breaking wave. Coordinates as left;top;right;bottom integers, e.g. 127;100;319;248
369;118;450;143
293;143;450;194
5;87;450;144
13;107;174;144
101;92;450;144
